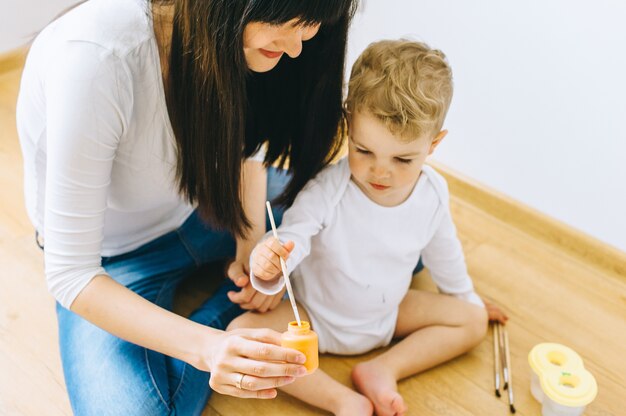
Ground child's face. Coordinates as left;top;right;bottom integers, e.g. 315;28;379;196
348;111;446;207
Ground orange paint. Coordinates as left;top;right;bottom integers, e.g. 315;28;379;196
281;321;318;374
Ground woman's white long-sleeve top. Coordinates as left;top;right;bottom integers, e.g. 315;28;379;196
16;0;263;308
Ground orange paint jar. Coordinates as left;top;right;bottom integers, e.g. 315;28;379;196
281;321;318;374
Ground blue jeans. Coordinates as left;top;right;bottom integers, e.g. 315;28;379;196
55;168;291;416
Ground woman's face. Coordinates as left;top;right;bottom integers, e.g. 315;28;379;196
243;19;321;72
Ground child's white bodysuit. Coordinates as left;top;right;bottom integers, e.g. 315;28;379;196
252;158;482;355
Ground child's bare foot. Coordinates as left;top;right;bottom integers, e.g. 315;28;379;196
333;392;373;416
352;361;408;416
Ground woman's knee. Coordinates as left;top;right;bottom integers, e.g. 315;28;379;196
56;305;171;415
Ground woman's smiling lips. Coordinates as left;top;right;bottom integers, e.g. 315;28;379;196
369;182;390;191
260;48;283;59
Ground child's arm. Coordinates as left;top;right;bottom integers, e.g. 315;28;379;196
421;207;483;306
249;161;350;295
422;213;509;323
421;209;510;325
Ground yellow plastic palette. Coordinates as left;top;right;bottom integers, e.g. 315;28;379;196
528;343;597;416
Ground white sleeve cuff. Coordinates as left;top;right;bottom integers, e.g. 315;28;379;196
249;235;290;295
249;269;285;295
47;266;109;309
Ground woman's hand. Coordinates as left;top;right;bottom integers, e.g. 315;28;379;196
484;300;509;324
206;328;308;398
250;237;295;281
227;260;285;312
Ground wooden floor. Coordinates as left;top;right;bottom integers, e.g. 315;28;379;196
1;56;625;416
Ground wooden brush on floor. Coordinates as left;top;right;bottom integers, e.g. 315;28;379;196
493;322;516;413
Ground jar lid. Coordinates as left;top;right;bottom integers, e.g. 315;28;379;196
540;367;598;407
528;343;584;374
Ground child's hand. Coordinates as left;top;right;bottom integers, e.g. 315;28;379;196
484;300;509;324
251;237;295;281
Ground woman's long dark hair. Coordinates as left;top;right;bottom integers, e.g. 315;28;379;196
160;0;357;238
155;0;356;236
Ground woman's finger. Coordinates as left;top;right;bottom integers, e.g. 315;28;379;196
227;284;256;306
239;291;262;310
231;329;306;364
208;369;284;399
268;290;285;311
239;340;306;364
216;385;278;399
239;374;296;391
227;261;249;287
229;328;306;364
232;356;307;378
254;293;274;313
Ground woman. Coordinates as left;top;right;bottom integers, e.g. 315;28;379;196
16;0;356;414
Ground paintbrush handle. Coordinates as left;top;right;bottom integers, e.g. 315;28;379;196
493;323;501;394
499;323;509;387
503;327;515;405
266;201;302;327
279;257;301;324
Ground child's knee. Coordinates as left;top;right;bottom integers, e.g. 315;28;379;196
226;312;255;331
464;304;489;346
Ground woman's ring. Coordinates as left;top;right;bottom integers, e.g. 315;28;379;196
235;373;246;389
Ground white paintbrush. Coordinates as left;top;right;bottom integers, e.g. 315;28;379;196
265;201;302;327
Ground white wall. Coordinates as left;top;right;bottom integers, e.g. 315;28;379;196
3;1;625;251
348;0;626;252
0;0;78;52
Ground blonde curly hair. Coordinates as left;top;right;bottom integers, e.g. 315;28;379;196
346;39;453;141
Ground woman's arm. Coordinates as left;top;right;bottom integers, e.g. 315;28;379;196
70;274;306;398
41;42;304;398
227;160;286;312
71;275;219;369
236;160;268;265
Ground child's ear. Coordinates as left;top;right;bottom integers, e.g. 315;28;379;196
428;130;448;155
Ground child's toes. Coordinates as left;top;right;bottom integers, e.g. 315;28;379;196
375;390;405;416
389;392;407;415
390;393;408;415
